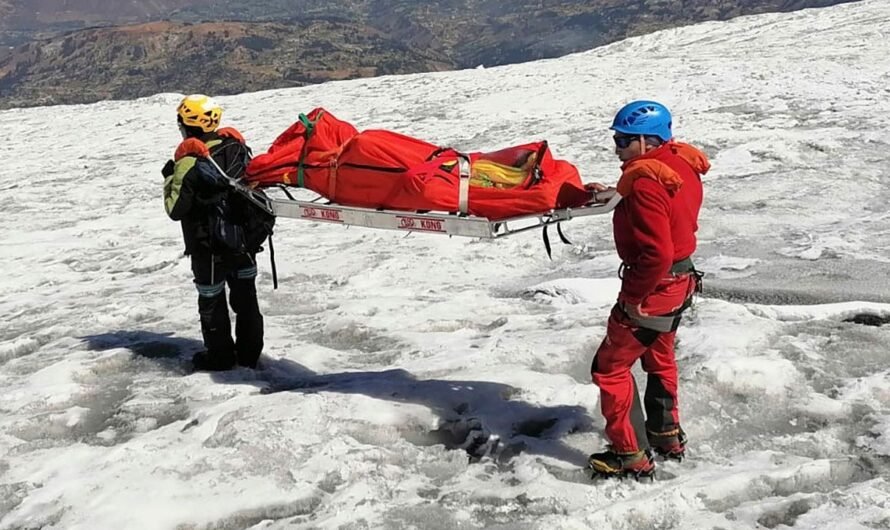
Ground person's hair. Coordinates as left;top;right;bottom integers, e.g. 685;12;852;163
177;115;207;139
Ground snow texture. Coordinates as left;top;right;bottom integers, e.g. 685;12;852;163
1;0;889;528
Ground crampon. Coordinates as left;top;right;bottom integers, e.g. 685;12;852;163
648;427;687;462
587;449;656;481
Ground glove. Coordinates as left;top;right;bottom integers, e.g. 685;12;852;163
161;159;175;178
584;182;611;203
584;182;609;192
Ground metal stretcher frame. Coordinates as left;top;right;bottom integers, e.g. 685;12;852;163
267;189;622;239
210;156;621;240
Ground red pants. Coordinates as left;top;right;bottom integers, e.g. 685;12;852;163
590;275;695;453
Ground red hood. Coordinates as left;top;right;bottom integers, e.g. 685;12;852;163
616;141;709;196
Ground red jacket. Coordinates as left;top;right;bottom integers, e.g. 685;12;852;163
612;141;709;306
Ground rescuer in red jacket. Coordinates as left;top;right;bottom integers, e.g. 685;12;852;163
586;100;709;479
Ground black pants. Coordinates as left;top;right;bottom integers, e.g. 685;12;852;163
191;251;264;368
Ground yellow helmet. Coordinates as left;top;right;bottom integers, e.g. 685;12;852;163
177;94;222;133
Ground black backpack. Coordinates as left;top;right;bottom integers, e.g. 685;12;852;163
204;139;275;255
225;186;275;254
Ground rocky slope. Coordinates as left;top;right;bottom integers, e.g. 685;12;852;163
0;0;859;108
0;20;449;108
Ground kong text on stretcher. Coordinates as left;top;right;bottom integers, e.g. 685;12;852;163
266;188;622;239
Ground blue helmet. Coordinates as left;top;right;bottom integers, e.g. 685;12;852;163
610;100;673;142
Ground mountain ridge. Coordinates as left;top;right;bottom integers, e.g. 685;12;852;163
0;0;859;109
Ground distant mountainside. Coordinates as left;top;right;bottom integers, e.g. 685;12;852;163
0;0;859;109
0;20;450;108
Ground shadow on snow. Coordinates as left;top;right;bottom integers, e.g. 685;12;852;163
81;330;595;467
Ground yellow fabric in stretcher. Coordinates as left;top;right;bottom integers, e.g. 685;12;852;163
470;153;537;189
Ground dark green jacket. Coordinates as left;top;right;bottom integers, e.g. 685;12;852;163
163;131;249;255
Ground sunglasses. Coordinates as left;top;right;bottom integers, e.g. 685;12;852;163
613;134;640;149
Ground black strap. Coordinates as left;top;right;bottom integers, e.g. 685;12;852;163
278;184;296;202
669;257;695;274
621;257;701;278
542;222;573;260
557;222;572;246
268;235;278;290
692;268;704;293
667;257;704;293
621;296;692;333
543;225;553;260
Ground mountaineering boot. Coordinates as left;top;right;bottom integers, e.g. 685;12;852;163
192;350;236;372
588;448;655;480
234;348;262;369
236;348;261;369
648;427;687;461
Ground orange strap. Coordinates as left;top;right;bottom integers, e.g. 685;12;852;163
217;127;245;143
174;138;209;161
328;159;338;202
